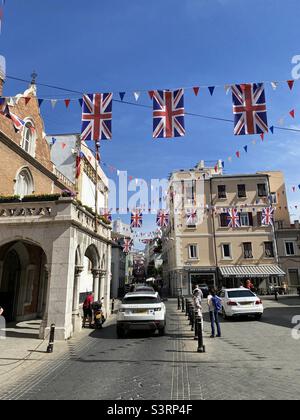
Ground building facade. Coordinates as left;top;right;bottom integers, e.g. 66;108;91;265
162;161;286;296
0;74;112;339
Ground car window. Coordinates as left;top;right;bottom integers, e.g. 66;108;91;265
122;296;161;304
227;290;255;298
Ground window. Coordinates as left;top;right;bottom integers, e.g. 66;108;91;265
257;183;267;197
243;242;253;258
185;181;195;205
237;184;246;198
264;242;274;258
222;244;231;259
21;121;36;155
288;269;300;286
240;213;249;226
218;185;226;199
188;245;198;259
15;168;34;198
285;242;295;256
257;212;262;226
220;213;228;227
228;290;255;298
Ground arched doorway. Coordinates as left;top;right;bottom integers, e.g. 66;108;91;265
0;241;48;323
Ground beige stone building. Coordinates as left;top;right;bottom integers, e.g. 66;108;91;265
0;72;112;339
162;161;287;296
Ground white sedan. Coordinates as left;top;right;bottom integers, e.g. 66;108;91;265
116;292;166;338
218;288;264;320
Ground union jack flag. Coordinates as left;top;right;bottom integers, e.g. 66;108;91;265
123;238;133;253
153;89;185;138
156;210;169;228
186;208;197;226
232;83;268;135
262;207;274;226
7;109;25;131
227;208;240;228
131;210;143;228
81;93;112;141
101;208;112;222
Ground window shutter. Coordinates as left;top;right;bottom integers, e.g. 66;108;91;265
248;212;253;226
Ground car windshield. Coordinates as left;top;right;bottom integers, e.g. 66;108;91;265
123;296;161;304
227;290;255;298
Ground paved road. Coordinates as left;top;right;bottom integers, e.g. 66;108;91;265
2;297;300;400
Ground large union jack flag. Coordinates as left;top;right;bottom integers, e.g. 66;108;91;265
262;207;274;226
123;238;133;253
186;208;197;226
156;210;169;228
153;89;185;138
227;208;240;228
232;83;268;135
131;210;143;228
81;93;112;141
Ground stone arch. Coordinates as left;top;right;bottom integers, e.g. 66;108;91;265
0;239;48;322
84;243;100;270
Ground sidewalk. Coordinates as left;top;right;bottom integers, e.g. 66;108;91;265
0;302;121;396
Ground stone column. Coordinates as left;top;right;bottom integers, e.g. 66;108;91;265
39;264;50;339
99;270;106;302
72;265;83;333
92;269;101;302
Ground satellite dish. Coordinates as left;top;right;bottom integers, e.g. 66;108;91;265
0;55;6;80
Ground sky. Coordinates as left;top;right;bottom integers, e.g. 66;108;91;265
1;0;300;247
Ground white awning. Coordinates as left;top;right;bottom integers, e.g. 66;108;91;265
219;265;285;278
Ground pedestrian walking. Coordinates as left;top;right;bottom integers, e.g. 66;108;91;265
82;292;94;328
207;289;222;338
193;289;204;331
192;284;203;301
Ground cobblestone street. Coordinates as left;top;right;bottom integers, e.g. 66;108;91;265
0;297;299;400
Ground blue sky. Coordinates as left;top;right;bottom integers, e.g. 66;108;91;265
1;0;300;245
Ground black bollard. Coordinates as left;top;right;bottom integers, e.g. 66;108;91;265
191;308;194;331
177;295;181;310
274;290;278;301
181;296;185;312
194;315;199;340
185;299;189;316
197;317;205;353
111;298;115;313
47;323;55;353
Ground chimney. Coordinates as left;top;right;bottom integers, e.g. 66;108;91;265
294;220;299;229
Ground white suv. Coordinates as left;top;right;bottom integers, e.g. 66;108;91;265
219;288;264;320
116;292;166;338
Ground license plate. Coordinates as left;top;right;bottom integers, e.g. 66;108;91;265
240;302;252;305
135;309;148;314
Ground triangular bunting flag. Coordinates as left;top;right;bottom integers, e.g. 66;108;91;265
119;92;125;101
193;87;199;96
51;99;57;109
243;145;248;153
289;109;295;118
224;84;231;95
208;86;215;96
51;137;57;145
64;99;71;108
271;82;278;90
133;92;140;101
61;143;67;149
78;98;83;108
24;97;31;105
148;90;154;99
38;99;44;108
298;185;300;190
236;151;240;158
260;133;264;141
270;126;274;134
287;80;295;90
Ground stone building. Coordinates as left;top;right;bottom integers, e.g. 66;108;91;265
162;161;286;296
0;73;112;339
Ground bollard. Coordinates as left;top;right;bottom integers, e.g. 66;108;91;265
177;295;181;310
181;296;185;312
274;290;278;301
194;315;199;340
197;317;205;353
111;298;115;313
47;323;55;353
185;299;189;316
188;303;193;324
191;308;194;331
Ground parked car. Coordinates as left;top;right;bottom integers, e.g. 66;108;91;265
116;291;166;338
218;288;263;320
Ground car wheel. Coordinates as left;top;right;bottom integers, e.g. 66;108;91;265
116;327;125;338
158;327;165;336
222;307;228;320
